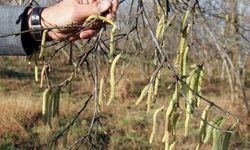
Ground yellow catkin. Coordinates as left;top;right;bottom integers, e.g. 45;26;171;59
40;64;46;88
149;106;164;143
175;35;186;67
177;29;189;70
186;68;196;100
171;108;180;146
42;88;50;115
42;87;61;126
42;88;51;124
196;66;204;107
52;87;61;116
147;83;153;114
162;101;173;143
39;30;48;59
34;52;39;82
178;24;191;75
195;144;201;150
156;15;166;41
47;91;53;128
85;15;116;26
107;53;122;106
162;84;178;143
181;10;190;31
196;105;211;150
182;46;190;76
51;89;56;117
135;85;149;105
162;103;173;142
35;65;39;82
184;68;197;136
98;77;104;110
154;71;160;96
212;125;221;150
175;9;190;67
186;66;204;110
109;27;117;61
200;105;211;137
165;139;170;150
169;142;176;150
184;112;190;137
84;15;117;61
203;120;215;143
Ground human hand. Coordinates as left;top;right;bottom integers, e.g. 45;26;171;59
31;0;119;41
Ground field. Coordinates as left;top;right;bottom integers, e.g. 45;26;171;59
0;55;249;150
0;0;250;149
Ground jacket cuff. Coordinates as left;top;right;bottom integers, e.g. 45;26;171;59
21;6;40;55
0;6;35;55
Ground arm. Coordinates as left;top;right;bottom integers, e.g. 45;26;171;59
0;0;119;56
0;6;36;55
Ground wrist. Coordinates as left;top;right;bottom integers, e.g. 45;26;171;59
27;7;52;41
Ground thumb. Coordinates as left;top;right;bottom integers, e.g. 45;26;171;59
78;0;112;18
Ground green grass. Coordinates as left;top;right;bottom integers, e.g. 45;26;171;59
0;137;19;150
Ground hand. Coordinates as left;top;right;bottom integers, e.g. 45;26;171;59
31;0;119;41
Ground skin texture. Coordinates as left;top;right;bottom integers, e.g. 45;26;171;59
29;0;119;41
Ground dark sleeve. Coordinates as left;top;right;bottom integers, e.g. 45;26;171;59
0;5;39;56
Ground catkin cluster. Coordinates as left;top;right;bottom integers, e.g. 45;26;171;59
42;87;61;128
135;71;161;113
133;5;237;150
107;53;122;106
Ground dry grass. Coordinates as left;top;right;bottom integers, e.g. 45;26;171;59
0;94;40;143
0;57;249;149
0;83;249;149
0;92;87;148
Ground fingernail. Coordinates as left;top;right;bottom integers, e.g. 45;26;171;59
99;0;111;12
106;13;112;19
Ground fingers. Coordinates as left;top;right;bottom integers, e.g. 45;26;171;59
104;0;119;20
79;29;99;39
111;0;119;16
105;13;112;20
77;0;118;20
78;0;88;4
88;0;95;3
77;0;112;19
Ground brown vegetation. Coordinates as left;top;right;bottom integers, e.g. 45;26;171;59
0;0;250;149
0;61;249;149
